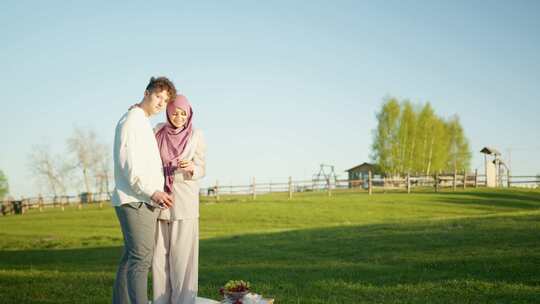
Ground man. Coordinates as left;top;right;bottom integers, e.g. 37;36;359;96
111;77;176;304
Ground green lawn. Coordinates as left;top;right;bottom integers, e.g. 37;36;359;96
0;188;539;303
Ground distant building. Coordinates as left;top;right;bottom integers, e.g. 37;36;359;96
345;162;380;188
480;147;505;187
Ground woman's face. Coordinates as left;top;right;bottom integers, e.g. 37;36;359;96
169;107;188;128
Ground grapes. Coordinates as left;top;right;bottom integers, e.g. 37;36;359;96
223;280;251;293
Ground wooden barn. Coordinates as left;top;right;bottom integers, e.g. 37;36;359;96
345;162;380;188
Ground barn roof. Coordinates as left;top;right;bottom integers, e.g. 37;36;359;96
345;162;376;172
480;147;501;155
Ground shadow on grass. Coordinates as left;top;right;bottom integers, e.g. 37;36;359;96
0;211;539;303
410;188;540;210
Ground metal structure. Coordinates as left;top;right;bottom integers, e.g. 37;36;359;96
312;164;339;189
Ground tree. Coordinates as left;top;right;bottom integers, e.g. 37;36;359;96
446;115;471;173
0;170;9;200
67;128;99;194
371;98;401;176
29;146;73;196
427;117;450;175
397;101;417;174
93;142;112;195
414;103;436;174
371;97;471;176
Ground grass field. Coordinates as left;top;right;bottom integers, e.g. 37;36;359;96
0;188;539;303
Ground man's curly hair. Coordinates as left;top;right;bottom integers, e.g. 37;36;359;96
145;76;177;102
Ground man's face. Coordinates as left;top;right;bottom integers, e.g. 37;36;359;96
144;89;170;116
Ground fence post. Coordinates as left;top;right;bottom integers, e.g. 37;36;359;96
463;171;467;189
406;173;411;194
288;176;293;200
215;180;220;202
252;177;256;200
368;170;372;195
474;169;478;188
21;197;26;215
435;173;439;192
38;194;43;212
327;178;332;197
453;170;457;191
507;170;511;188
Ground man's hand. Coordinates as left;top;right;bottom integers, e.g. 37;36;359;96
151;191;173;208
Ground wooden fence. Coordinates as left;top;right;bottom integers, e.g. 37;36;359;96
0;192;110;216
202;171;540;201
1;172;538;215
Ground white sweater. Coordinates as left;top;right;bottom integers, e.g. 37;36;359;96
111;107;164;206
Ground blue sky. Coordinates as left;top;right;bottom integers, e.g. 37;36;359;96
1;0;539;197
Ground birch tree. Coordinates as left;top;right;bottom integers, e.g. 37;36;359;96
427;117;450;174
414;103;436;174
447;115;471;172
398;101;417;173
371;98;401;175
371;97;471;176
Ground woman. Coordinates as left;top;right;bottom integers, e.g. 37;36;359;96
152;94;207;304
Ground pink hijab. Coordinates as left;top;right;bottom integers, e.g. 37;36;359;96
155;95;194;193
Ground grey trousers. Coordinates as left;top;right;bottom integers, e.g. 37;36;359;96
113;202;158;304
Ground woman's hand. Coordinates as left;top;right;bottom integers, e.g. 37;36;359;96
177;159;195;176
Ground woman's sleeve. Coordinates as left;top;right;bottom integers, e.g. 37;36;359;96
191;131;207;180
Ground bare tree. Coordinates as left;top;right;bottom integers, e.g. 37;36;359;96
29;146;73;196
93;142;112;196
67;128;99;194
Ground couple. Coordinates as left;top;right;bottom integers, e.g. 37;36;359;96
111;77;207;304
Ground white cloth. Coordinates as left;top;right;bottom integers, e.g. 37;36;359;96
153;219;199;304
149;298;220;304
112;107;165;206
153;125;207;221
194;298;220;304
